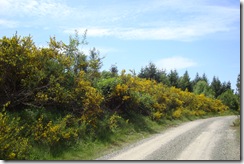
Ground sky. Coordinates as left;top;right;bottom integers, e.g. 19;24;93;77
0;0;241;90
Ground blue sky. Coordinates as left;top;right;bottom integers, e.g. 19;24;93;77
0;0;240;90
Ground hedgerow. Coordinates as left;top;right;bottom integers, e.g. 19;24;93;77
0;33;231;159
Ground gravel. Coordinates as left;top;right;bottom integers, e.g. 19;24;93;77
96;116;240;160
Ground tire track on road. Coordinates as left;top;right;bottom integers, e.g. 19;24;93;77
98;116;239;160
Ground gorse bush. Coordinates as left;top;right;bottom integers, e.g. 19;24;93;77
95;71;227;120
0;103;30;160
32;114;80;147
0;33;233;159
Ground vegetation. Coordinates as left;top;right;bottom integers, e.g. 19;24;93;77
0;33;240;160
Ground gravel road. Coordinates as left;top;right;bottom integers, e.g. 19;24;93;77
97;116;240;160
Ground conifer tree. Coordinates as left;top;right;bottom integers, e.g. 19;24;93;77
211;76;222;98
138;62;160;82
179;70;192;92
202;73;208;84
168;69;179;88
236;73;240;97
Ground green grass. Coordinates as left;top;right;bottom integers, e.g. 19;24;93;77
22;108;237;160
232;115;240;144
232;115;240;127
37;115;179;160
38;112;235;160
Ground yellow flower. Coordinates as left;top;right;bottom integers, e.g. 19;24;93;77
4;144;10;150
63;132;70;139
42;132;47;138
9;153;16;159
122;96;130;101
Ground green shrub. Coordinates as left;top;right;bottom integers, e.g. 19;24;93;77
0;105;30;159
96;77;121;97
218;89;239;111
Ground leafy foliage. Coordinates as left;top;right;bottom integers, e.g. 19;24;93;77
0;106;30;159
0;33;233;160
218;89;239;111
193;80;214;98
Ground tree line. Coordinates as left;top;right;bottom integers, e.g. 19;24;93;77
136;62;240;110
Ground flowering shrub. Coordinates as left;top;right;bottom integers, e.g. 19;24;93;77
0;104;30;159
152;111;164;121
97;71;228;120
0;34;230;160
109;113;124;132
33;114;79;147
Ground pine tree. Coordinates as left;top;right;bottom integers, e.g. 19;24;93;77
138;62;160;82
236;73;240;97
168;69;179;88
159;70;170;86
218;89;239;111
87;47;103;81
193;80;214;98
179;70;192;92
193;72;201;86
110;64;118;77
221;81;232;94
202;73;208;84
211;76;222;98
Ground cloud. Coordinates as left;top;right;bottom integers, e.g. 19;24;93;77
63;0;239;41
155;56;197;71
64;24;229;41
0;0;74;19
0;0;77;29
0;0;239;41
0;19;18;28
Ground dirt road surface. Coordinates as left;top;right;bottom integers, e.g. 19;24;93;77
97;116;240;160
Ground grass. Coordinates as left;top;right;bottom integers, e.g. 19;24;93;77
43;112;235;160
232;115;240;127
43;116;175;160
232;115;240;145
22;109;238;160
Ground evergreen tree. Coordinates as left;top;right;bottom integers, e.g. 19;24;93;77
193;80;214;98
236;73;240;97
110;64;118;77
87;47;103;81
193;72;201;86
138;62;160;82
221;81;232;94
202;73;208;84
179;70;192;92
236;73;241;111
218;89;239;111
192;73;208;85
168;69;179;88
211;76;222;98
159;70;170;86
